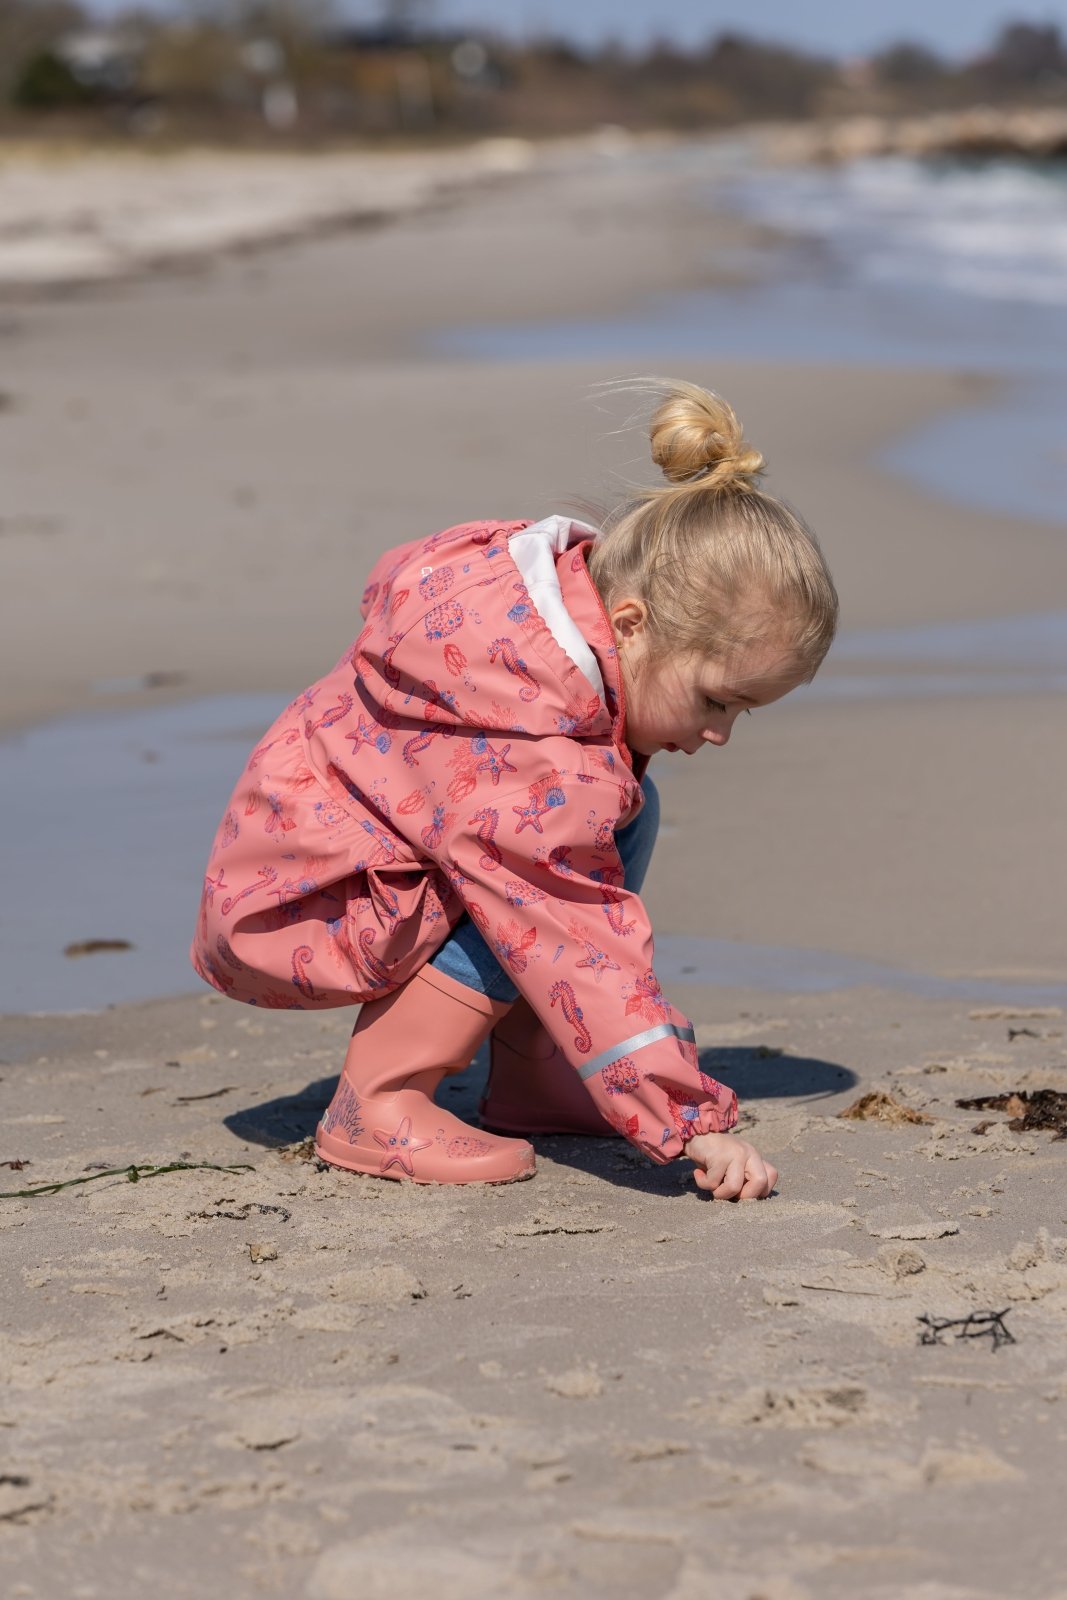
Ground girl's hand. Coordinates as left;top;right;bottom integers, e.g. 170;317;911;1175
683;1132;778;1200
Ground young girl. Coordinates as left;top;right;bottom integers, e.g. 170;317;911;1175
191;379;837;1199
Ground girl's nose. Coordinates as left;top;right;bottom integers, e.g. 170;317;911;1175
702;709;741;748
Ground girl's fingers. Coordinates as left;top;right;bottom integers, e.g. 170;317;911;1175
693;1158;730;1193
743;1159;778;1198
731;1157;779;1200
710;1150;748;1200
692;1147;779;1200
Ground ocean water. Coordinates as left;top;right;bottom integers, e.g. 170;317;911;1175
5;674;1067;1014
435;144;1067;528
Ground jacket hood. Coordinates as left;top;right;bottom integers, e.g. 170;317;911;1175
353;516;627;751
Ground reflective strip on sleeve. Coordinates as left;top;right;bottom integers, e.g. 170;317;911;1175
576;1022;696;1081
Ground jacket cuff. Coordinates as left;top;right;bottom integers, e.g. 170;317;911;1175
611;1078;739;1165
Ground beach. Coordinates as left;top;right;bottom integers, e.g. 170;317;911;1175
2;136;1066;1598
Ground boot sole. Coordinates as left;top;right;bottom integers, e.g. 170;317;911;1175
314;1133;536;1185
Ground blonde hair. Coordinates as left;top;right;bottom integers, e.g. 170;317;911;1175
587;378;838;677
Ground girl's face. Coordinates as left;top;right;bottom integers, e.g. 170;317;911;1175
611;598;808;758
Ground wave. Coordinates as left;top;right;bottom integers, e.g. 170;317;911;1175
728;155;1067;308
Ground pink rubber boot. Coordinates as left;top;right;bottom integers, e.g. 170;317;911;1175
480;998;615;1137
315;966;536;1184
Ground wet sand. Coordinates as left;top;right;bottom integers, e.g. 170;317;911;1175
2;144;1067;1598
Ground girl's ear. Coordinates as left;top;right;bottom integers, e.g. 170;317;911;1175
609;597;648;641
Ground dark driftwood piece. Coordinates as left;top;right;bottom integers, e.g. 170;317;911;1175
917;1309;1015;1351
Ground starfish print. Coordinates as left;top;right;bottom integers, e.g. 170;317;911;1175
203;868;226;905
576;942;621;984
373;1115;432;1176
512;796;548;834
474;739;516;786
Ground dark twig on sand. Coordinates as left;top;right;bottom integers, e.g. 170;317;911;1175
0;1160;254;1199
917;1309;1015;1351
194;1201;291;1223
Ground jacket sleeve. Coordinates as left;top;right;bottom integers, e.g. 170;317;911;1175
442;765;738;1164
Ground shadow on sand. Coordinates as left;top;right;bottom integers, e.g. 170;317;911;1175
223;1044;856;1196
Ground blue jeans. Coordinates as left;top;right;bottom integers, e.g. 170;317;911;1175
430;774;660;1003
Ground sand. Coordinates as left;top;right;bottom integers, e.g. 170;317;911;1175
2;140;1067;1598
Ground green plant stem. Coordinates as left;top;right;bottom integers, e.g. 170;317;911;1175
0;1160;255;1199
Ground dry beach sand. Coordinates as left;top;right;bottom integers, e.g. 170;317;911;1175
2;138;1067;1598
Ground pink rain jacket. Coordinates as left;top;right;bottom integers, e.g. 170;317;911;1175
191;517;738;1163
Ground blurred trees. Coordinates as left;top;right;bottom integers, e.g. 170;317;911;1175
1;8;1066;142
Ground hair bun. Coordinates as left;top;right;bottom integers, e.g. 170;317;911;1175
648;380;764;489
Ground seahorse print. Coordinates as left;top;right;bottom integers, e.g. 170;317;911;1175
357;927;395;991
221;865;278;917
601;886;636;938
470;807;502;871
381;632;405;689
403;726;451;768
291;944;317;1000
549;979;592;1054
487;636;541;702
304;693;353;740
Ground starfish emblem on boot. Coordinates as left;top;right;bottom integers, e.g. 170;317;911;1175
373;1115;432;1176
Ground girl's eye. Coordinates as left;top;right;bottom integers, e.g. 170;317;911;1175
704;697;728;714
